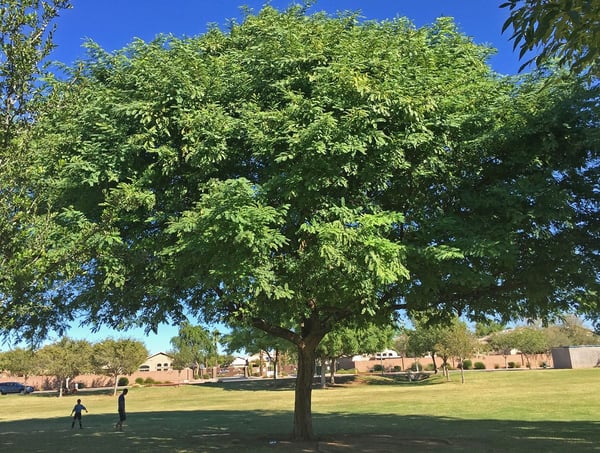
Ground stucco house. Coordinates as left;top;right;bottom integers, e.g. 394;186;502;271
139;352;173;372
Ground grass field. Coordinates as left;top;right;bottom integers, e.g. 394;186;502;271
1;368;599;452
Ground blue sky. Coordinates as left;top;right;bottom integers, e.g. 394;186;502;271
24;1;526;355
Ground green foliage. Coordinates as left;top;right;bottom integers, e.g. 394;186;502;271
0;0;75;345
135;377;144;385
502;0;600;77
170;322;216;377
36;337;93;396
26;5;600;439
460;359;473;370
475;320;506;337
117;376;129;386
0;347;37;377
474;361;486;370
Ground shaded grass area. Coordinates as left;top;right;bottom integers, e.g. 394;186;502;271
1;369;599;452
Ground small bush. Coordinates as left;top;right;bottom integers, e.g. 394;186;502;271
494;364;500;369
144;377;155;385
474;362;486;370
409;362;421;371
424;363;435;371
118;377;129;387
461;359;473;370
135;377;144;385
372;364;384;372
392;365;402;372
508;361;521;369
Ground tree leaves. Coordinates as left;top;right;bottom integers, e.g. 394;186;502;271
501;0;600;78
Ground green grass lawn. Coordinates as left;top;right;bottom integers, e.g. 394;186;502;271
1;369;599;452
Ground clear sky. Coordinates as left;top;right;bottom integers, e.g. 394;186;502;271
19;1;527;355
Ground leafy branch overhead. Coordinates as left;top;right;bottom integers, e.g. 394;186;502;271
501;0;600;77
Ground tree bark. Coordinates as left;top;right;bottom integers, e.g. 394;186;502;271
293;341;318;440
329;358;336;385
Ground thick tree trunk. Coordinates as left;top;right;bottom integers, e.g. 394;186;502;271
293;342;318;440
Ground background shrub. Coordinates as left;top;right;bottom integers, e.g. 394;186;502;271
372;364;384;372
461;359;473;370
144;377;155;385
135;377;144;385
117;377;129;386
392;365;402;372
474;362;486;370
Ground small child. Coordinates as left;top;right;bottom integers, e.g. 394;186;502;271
71;398;88;429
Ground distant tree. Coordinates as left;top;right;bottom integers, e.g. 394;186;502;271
393;330;410;371
501;0;600;76
0;347;37;381
555;316;600;345
474;320;506;337
512;327;548;368
170;322;215;379
37;337;93;397
318;323;395;384
435;321;477;383
93;338;148;395
224;325;294;379
489;331;517;368
407;319;446;373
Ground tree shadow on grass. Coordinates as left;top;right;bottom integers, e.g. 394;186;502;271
203;373;439;391
1;409;598;452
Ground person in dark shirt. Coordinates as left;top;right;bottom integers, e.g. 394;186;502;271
115;388;128;431
71;398;88;429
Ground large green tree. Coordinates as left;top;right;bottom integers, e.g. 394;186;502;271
0;0;76;345
29;7;599;440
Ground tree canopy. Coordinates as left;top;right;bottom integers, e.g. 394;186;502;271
92;338;148;395
0;0;74;345
501;0;600;77
20;6;600;439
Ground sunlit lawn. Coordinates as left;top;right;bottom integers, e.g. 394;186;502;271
1;368;599;452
